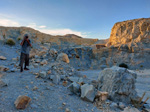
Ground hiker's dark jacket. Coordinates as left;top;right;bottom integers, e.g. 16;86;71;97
21;40;31;54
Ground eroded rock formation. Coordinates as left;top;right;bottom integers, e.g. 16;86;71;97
107;18;150;46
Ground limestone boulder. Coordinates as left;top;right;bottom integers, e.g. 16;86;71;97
14;96;31;110
122;107;140;112
39;71;47;78
98;66;138;103
67;82;80;95
0;56;7;60
56;53;70;63
81;84;95;102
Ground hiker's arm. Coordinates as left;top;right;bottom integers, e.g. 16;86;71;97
20;39;25;46
20;36;27;46
26;39;32;47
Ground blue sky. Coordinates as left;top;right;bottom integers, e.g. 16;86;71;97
0;0;150;39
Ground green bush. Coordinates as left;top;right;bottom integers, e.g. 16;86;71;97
140;65;143;68
6;38;16;46
119;63;128;69
17;37;22;41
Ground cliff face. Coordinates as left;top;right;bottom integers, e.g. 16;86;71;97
107;18;150;46
90;18;150;70
0;26;98;47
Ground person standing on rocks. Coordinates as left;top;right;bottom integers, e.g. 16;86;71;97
19;34;32;72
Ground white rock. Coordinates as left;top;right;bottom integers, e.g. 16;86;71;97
122;107;140;112
67;82;80;95
68;77;79;82
52;75;60;84
0;56;7;60
110;102;118;108
39;71;47;78
33;63;39;68
81;84;95;102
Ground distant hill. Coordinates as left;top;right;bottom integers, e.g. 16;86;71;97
0;26;98;46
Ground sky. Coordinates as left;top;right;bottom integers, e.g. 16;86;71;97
0;0;150;39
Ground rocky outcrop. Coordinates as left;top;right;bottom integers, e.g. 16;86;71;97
107;18;150;46
98;66;138;104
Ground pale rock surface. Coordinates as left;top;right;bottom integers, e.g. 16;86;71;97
81;84;95;102
67;82;80;95
56;53;70;63
52;75;60;84
122;107;140;112
39;71;47;78
98;66;138;103
0;56;7;60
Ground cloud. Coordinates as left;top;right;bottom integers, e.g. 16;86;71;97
39;29;84;37
27;23;37;28
27;23;86;37
39;25;46;28
0;18;20;26
0;16;86;37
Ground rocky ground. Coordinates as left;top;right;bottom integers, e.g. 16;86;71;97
79;69;150;104
0;41;150;112
0;43;101;112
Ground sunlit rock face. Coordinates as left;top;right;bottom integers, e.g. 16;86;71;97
107;18;150;46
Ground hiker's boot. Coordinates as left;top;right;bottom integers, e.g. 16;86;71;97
24;67;29;70
20;67;23;72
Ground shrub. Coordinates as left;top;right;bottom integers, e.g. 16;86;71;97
6;38;16;46
140;65;143;68
17;37;22;41
119;63;128;69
